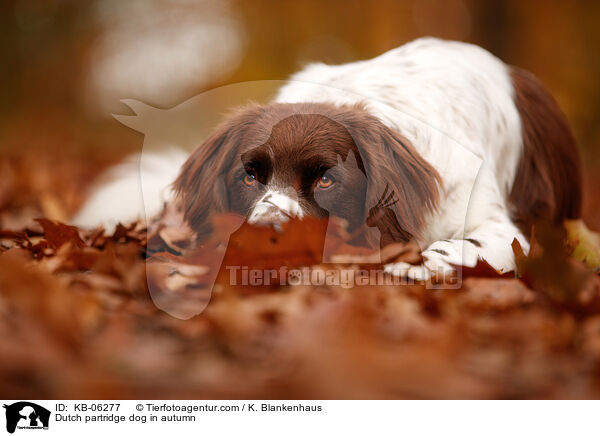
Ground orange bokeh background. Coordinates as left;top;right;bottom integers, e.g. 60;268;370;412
1;0;598;227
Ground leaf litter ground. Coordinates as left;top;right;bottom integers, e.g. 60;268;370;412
2;154;600;399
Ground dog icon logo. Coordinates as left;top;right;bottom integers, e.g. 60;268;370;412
3;402;50;434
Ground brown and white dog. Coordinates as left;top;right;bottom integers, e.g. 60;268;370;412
73;38;581;279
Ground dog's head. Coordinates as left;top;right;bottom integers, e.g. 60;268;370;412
173;102;440;246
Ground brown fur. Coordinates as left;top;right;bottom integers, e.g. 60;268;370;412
509;67;582;236
173;102;441;246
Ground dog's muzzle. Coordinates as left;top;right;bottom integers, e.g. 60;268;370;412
247;190;303;226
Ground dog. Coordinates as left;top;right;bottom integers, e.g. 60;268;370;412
73;37;581;280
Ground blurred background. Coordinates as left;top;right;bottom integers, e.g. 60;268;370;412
1;0;599;228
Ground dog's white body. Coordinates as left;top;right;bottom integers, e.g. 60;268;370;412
72;149;187;233
275;37;529;278
74;38;532;278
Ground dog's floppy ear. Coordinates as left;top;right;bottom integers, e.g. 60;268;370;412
173;105;264;240
340;110;441;246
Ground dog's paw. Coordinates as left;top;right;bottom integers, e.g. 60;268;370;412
422;239;479;270
384;239;480;282
383;262;432;281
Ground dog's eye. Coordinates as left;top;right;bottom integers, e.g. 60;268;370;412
243;173;257;187
318;175;335;189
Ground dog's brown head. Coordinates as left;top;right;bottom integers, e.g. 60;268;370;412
173;102;440;246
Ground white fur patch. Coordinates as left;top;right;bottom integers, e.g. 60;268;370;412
248;190;304;224
71;149;187;233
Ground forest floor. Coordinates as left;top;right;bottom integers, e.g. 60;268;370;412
1;149;600;399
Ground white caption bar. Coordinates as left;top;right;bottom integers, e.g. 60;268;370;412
1;400;597;436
